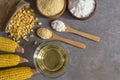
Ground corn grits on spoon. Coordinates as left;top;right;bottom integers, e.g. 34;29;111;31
37;28;86;49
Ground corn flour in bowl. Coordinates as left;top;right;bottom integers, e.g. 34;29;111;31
36;0;66;19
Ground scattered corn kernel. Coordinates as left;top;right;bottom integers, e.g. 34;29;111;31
30;34;34;38
17;40;20;43
23;36;27;39
31;30;34;32
24;38;29;42
34;41;38;45
35;18;38;21
37;22;42;26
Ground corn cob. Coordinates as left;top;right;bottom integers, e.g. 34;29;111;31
0;67;38;80
0;54;28;68
0;36;24;53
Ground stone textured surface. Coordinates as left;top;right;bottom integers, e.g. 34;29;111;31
0;0;120;80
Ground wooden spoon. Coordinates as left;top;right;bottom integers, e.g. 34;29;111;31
37;28;86;49
51;21;100;42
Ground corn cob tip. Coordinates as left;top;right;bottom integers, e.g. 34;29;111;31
31;69;39;75
20;57;29;63
15;45;24;53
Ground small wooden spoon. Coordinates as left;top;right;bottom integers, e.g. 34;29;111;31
64;23;100;42
37;28;86;49
51;33;86;49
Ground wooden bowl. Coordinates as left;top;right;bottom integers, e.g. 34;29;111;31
68;0;97;20
36;0;67;19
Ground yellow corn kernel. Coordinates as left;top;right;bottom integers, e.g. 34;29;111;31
37;22;42;26
30;34;34;38
34;41;38;45
0;67;33;80
24;38;29;42
17;40;20;43
31;29;34;32
35;18;38;21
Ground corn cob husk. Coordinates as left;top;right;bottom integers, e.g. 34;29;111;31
0;54;28;68
0;67;37;80
0;36;24;53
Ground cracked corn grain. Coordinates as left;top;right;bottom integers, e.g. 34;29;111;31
34;41;38;45
30;34;34;38
6;7;38;41
37;22;42;26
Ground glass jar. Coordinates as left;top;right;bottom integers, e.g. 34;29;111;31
33;41;69;78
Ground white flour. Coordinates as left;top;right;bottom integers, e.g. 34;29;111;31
68;0;95;18
51;20;67;32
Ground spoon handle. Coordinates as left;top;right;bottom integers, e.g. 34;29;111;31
69;28;100;42
53;35;86;49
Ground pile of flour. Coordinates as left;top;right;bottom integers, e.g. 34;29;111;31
68;0;95;18
51;20;67;32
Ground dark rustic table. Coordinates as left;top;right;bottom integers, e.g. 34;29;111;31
0;0;120;80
